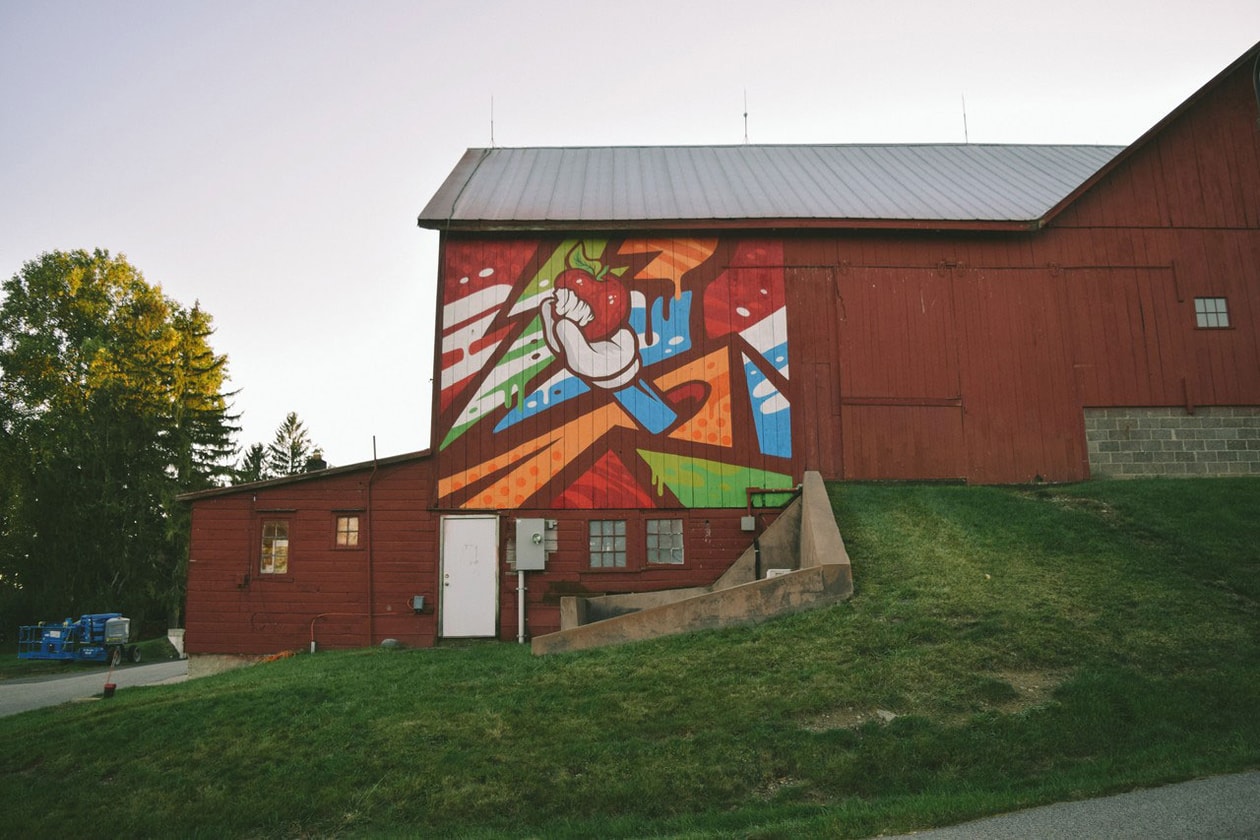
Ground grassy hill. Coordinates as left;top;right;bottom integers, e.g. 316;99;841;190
1;478;1257;838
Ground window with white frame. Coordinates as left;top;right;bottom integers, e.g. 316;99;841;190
646;518;685;565
588;519;626;568
1194;297;1230;329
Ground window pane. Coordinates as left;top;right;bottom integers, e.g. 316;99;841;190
590;519;628;568
1195;297;1229;329
261;521;289;574
647;519;684;564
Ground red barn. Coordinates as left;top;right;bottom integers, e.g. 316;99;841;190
183;44;1260;661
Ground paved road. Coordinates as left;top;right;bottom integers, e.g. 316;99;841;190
885;770;1260;839
0;659;188;717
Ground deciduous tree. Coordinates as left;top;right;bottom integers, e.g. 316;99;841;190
0;250;238;626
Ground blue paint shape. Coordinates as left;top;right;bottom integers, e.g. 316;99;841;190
743;347;792;458
613;378;677;435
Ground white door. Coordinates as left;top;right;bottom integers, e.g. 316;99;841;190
440;515;498;638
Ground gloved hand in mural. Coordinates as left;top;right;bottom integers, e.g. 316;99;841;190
540;268;678;434
541;286;641;389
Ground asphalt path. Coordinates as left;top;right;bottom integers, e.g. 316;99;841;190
0;658;188;717
884;770;1260;839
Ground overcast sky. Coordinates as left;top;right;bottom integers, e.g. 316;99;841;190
2;2;1257;468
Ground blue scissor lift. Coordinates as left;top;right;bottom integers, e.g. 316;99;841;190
17;613;140;665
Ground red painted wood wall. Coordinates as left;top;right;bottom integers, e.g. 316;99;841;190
185;456;440;654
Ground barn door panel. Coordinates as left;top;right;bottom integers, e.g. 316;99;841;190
835;268;966;480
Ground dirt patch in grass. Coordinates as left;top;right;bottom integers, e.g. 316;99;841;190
986;669;1069;713
800;670;1068;732
799;706;900;732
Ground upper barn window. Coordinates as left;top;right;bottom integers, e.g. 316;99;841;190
1194;297;1230;329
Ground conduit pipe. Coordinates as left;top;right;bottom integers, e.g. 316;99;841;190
517;570;527;644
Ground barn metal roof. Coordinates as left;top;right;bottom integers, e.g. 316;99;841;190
417;144;1124;232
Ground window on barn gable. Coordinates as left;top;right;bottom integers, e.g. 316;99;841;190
588;519;627;568
1194;297;1230;329
646;518;685;565
260;521;289;574
334;514;360;548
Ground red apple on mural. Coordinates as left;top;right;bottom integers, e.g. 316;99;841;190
555;268;630;342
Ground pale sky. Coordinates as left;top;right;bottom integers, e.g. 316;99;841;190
2;1;1257;468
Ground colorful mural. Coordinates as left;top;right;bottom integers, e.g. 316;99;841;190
436;238;793;509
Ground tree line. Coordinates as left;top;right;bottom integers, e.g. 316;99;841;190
1;250;325;631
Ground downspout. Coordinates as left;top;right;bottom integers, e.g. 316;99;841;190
367;436;379;646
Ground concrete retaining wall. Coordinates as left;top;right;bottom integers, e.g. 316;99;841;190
534;471;852;654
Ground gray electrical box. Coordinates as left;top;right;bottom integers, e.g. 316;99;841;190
515;518;547;570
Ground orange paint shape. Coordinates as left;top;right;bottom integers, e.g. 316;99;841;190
655;348;733;448
437;402;631;507
619;238;718;289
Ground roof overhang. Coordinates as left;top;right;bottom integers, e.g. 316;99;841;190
177;448;434;503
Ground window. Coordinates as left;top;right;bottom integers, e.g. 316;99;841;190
1195;297;1230;329
588;519;626;568
335;515;360;548
646;518;685;565
260;521;289;574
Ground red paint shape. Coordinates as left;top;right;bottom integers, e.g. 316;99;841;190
443;242;536;305
703;241;786;339
552;450;656;509
469;325;511;357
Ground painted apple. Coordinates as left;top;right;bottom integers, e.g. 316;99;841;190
555;268;630;342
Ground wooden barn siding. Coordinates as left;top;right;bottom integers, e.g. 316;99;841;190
498;508;775;639
185;458;440;655
778;61;1259;483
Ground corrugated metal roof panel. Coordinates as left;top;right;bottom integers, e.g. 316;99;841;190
417;144;1124;229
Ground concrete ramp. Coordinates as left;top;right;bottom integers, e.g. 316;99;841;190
531;472;852;655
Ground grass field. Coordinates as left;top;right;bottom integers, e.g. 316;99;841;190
1;478;1257;838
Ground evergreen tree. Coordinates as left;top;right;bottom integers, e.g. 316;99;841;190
266;411;319;477
236;443;270;483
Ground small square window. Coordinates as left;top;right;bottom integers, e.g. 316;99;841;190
646;519;685;565
260;521;289;574
589;520;626;568
1194;297;1230;329
335;515;360;548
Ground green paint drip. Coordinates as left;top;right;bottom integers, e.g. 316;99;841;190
440;317;550;451
637;450;793;508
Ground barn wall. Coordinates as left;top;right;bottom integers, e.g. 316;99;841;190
185;457;439;655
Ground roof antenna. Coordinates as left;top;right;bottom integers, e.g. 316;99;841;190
490;95;496;147
961;93;970;144
743;89;749;144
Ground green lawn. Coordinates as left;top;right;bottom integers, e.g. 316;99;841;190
1;478;1257;838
